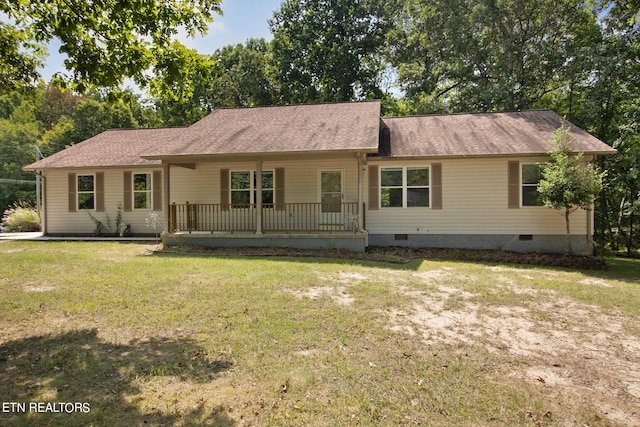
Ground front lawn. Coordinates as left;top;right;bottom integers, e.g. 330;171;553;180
1;241;639;426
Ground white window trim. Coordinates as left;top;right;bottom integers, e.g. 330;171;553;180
133;172;153;210
77;173;96;211
229;170;274;205
379;165;431;209
521;162;545;207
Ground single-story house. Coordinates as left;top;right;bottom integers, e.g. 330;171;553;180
24;100;616;254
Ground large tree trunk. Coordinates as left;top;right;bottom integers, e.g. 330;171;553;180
615;196;627;251
565;208;573;256
629;209;635;256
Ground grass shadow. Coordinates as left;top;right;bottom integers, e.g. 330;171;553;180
0;328;235;426
151;246;426;271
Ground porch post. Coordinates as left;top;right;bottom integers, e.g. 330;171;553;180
255;161;263;235
357;153;366;232
163;163;171;233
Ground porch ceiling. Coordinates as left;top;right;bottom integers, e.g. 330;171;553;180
159;149;373;165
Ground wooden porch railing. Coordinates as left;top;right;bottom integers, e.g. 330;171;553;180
169;202;360;233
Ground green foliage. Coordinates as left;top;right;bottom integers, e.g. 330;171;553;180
0;85;160;211
85;203;123;236
538;126;604;211
209;39;277;108
0;20;45;89
1;201;40;231
149;38;279;126
389;0;601;112
0;95;41;211
538;126;605;254
1;0;222;91
270;0;389;103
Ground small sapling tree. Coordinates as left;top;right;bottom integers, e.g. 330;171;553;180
146;212;163;246
538;125;605;255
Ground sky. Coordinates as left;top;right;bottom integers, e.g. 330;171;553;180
39;0;284;82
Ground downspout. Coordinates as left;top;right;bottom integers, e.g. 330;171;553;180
38;171;47;235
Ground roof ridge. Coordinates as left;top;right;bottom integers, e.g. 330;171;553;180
382;109;555;120
214;99;381;112
101;126;188;132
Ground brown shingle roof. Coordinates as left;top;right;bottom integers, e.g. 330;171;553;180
381;110;616;158
142;100;382;159
24;127;184;170
25;105;614;171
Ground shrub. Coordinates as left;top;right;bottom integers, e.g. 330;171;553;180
1;202;41;232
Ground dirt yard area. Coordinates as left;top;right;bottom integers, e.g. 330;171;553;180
3;242;638;425
297;263;640;426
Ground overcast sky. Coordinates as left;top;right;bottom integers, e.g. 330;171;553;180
39;0;284;82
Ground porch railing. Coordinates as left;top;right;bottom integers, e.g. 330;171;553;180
169;202;360;233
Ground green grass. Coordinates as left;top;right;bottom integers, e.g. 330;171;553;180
1;241;639;426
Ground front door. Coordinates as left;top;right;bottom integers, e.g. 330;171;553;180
320;170;343;229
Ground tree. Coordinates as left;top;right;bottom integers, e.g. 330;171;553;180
0;96;41;211
0;85;159;211
150;38;278;126
389;0;601;113
0;20;44;89
269;0;389;103
539;0;640;254
538;126;605;255
0;0;222;90
208;39;277;108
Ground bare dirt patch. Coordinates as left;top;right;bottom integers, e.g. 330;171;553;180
285;270;373;306
385;273;640;426
287;285;355;306
23;284;56;292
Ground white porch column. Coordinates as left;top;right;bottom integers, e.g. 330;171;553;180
255;161;263;235
163;163;171;233
357;153;365;232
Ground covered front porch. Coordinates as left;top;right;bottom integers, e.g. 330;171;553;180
168;201;363;233
163;201;367;251
157;153;371;251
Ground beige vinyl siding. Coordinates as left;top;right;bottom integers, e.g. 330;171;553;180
43;168;163;235
169;164;219;204
366;157;590;236
168;158;360;205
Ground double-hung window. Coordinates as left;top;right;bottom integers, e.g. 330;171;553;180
258;171;274;204
77;175;95;210
521;163;544;206
380;166;430;208
133;173;152;209
231;171;251;205
230;171;274;205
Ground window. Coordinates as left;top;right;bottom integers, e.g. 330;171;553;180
521;164;544;206
77;175;95;210
230;171;273;205
380;166;430;208
231;171;251;205
407;167;430;207
133;173;152;209
257;171;274;204
320;170;342;213
381;168;403;207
